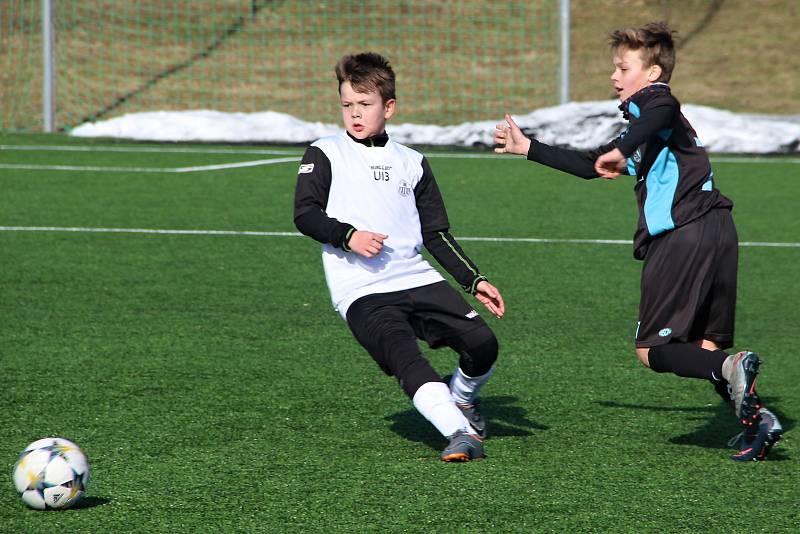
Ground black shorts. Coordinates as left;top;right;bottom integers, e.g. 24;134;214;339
345;281;491;377
636;208;737;349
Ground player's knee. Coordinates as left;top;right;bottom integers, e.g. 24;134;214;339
635;347;651;368
459;328;498;377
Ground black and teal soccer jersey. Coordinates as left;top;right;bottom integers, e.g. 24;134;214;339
527;83;732;259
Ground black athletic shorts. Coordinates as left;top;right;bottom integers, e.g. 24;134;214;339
636;208;737;349
345;281;490;377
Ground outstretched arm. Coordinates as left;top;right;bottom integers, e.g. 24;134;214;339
495;113;617;179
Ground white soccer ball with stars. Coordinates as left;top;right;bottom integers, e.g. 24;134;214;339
12;437;90;510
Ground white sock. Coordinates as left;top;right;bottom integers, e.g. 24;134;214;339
448;366;493;405
412;381;471;438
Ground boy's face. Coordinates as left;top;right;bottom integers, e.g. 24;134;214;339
340;81;395;140
611;47;659;102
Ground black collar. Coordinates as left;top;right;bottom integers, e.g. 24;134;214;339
619;83;671;120
346;130;389;147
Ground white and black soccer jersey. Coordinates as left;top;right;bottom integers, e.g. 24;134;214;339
294;131;488;317
525;83;733;260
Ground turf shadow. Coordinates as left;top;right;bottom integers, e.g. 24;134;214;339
71;496;112;509
596;397;791;459
385;394;549;450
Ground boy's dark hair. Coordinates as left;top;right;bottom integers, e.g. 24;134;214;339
335;52;396;102
610;21;676;83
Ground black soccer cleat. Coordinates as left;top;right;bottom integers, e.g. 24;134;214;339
730;407;784;462
759;407;785;458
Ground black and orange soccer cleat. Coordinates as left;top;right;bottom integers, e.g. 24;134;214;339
440;430;485;462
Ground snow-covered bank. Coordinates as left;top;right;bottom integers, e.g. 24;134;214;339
71;101;800;154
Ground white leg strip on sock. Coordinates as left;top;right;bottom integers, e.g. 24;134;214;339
448;367;493;405
412;381;471;438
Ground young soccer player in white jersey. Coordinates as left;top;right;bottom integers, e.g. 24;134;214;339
294;52;505;461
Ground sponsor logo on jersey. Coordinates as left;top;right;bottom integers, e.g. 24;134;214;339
465;309;479;319
371;164;392;181
298;163;314;174
397;179;412;197
658;327;672;337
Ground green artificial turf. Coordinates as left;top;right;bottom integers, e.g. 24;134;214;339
1;134;797;532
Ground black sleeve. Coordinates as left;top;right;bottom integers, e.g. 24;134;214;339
526;138;620;179
416;157;488;294
293;146;356;250
615;103;675;156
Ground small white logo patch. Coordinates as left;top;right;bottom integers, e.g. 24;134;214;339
658;328;672;337
397;179;412;197
298;163;314;174
465;310;479;319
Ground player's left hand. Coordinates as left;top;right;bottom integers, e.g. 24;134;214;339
474;280;505;318
594;148;627;179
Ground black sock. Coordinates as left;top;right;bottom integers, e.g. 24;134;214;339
647;343;728;381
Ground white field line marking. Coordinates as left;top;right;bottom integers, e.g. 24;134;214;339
0;157;300;173
173;157;299;172
710;157;800;164
0;144;301;155
1;226;798;248
2;154;796;175
1;144;798;163
0;226;300;237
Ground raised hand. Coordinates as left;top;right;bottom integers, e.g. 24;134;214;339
494;113;531;156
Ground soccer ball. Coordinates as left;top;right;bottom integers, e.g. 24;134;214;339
12;437;90;510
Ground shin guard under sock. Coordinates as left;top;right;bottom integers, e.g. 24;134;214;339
647;343;728;381
412;381;471;438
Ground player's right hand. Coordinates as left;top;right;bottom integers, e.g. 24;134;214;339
348;231;389;258
494;114;531;156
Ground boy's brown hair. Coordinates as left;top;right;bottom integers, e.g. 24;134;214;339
610;21;676;83
335;52;396;103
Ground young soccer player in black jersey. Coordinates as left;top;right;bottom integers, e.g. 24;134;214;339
493;22;782;461
294;52;505;461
